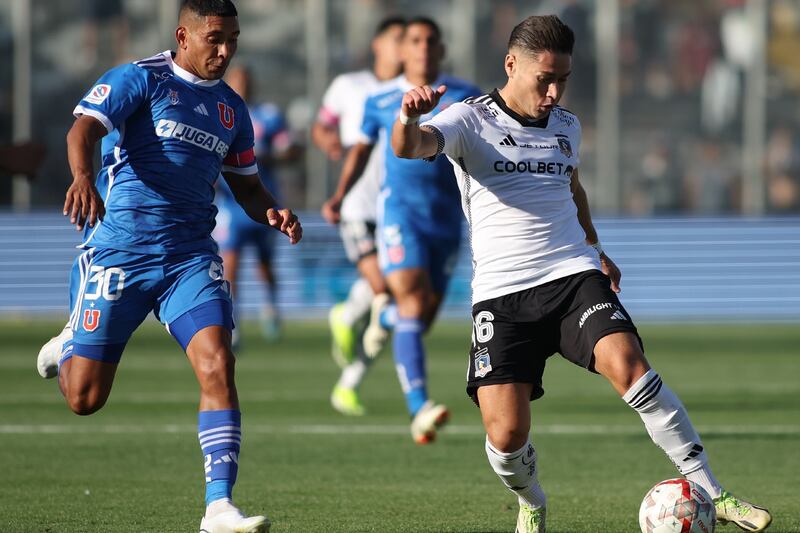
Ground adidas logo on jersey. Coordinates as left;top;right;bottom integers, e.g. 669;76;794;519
611;310;627;321
194;103;209;116
499;134;518;146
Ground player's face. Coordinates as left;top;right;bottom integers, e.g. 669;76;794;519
179;15;240;80
507;50;571;119
400;23;444;79
373;24;404;72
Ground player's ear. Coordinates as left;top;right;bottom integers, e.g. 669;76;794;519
176;26;188;50
504;53;516;79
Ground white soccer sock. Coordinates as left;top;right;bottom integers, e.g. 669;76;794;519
623;369;721;497
485;436;547;509
336;355;372;390
340;278;374;326
686;464;723;499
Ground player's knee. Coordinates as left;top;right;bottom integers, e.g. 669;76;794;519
194;346;236;392
66;389;107;416
486;424;529;453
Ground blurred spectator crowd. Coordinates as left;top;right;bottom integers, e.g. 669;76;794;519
0;0;798;214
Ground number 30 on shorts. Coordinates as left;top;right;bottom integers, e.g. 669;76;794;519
84;266;126;301
472;310;495;345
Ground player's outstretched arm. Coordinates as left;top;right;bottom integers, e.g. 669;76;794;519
65;115;107;231
223;171;302;244
570;168;621;292
320;142;374;225
392;84;447;160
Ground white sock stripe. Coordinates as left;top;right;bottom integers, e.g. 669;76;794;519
199;433;242;446
623;369;660;405
630;379;664;409
200;437;241;449
197;425;241;438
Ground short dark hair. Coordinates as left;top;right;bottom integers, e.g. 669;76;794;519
508;15;574;55
374;16;406;37
405;16;442;41
180;0;238;17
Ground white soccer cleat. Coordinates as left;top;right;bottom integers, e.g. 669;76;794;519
199;500;270;533
516;504;546;533
36;324;72;379
715;490;772;532
410;400;449;444
362;293;391;359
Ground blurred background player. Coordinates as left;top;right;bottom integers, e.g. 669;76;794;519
325;16;480;442
315;16;405;416
35;1;302;531
214;64;299;346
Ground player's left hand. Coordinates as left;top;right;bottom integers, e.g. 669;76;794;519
267;208;302;244
600;253;621;293
401;85;447;120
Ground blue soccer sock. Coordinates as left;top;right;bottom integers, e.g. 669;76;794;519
198;409;241;506
379;303;398;330
393;318;428;416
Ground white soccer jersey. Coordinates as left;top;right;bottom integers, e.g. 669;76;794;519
318;70;385;222
422;90;601;304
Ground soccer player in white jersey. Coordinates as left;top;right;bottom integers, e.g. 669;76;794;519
392;15;772;533
36;1;302;531
313;17;405;416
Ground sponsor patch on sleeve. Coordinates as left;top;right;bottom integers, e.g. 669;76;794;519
84;84;112;105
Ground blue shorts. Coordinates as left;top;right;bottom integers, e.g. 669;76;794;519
67;247;233;363
378;210;461;294
213;203;276;261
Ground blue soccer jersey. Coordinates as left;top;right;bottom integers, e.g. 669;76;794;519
216;102;288;206
360;74;481;229
73;51;257;255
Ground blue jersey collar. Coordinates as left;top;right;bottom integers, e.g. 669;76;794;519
164;51;221;87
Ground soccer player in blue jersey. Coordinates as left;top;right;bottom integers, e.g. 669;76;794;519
325;17;481;444
35;1;300;531
214;64;298;344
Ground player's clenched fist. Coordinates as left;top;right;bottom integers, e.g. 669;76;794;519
401;85;448;120
267;207;303;244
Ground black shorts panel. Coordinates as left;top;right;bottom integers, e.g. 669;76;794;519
466;270;642;405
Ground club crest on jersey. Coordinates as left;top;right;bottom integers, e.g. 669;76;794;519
168;89;180;105
556;134;572;158
387;245;405;264
474;347;492;378
85;84;111;105
83;309;101;332
217;102;234;130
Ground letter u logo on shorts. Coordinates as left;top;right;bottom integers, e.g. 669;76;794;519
217;102;234;130
83;309;101;332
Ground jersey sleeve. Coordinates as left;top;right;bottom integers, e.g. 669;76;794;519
222;101;257;175
317;75;346;127
358;95;381;145
73;63;149;133
421;102;478;159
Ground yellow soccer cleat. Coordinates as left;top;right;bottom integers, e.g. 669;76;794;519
715;490;772;532
516;504;546;533
330;385;366;416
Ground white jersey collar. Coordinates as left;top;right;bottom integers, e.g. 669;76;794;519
164;51;221;87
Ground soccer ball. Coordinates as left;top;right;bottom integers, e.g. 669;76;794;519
639;478;716;533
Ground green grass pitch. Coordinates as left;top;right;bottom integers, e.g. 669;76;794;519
0;319;798;532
